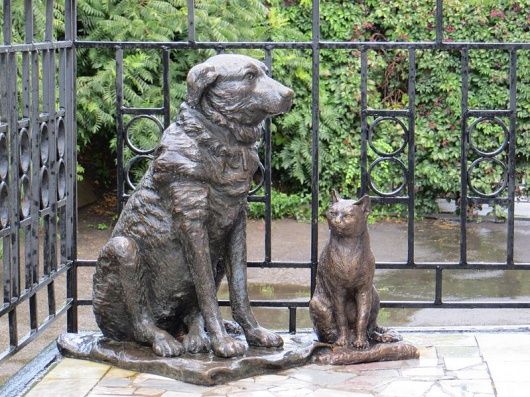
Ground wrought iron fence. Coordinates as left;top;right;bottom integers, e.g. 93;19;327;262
0;0;77;363
0;0;530;368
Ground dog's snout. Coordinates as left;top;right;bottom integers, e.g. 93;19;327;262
281;88;294;99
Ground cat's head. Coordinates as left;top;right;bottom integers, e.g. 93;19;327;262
326;191;371;237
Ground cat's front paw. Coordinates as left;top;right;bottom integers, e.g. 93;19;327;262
245;326;284;348
334;334;349;347
353;336;370;350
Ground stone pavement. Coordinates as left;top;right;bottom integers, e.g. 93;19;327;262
23;331;530;397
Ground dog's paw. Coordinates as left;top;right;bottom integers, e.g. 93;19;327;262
152;333;185;357
182;331;211;353
245;326;284;348
352;336;370;350
211;335;247;358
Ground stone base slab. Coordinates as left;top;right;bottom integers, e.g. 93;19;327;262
57;332;418;386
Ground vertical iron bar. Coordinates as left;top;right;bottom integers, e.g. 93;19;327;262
115;48;125;213
288;307;296;334
25;0;39;332
4;0;20;349
310;0;320;296
66;0;78;332
407;48;416;265
435;0;443;46
506;49;517;266
162;48;170;129
44;0;57;316
459;48;469;266
434;266;443;305
264;48;272;264
360;49;368;196
187;0;195;43
29;46;39;332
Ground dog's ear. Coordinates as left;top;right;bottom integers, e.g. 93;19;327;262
331;189;342;204
355;194;371;214
186;62;218;108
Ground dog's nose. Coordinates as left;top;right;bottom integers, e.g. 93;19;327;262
282;88;294;99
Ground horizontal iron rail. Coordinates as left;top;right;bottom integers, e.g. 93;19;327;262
0;262;73;318
0;299;72;363
76;259;530;270
0;40;73;53
76;299;530;309
75;40;530;50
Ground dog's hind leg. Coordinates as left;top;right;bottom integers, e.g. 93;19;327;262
95;236;184;357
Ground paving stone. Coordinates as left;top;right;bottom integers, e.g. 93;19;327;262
136;379;209;393
135;387;166;396
378;380;434;397
25;378;100;397
266;377;315;391
309;388;373;397
401;357;439;368
486;360;530;382
227;390;276;397
339;360;408;371
104;367;138;379
424;384;453;397
202;384;245;395
44;358;110;380
401;366;445;378
90;386;137;395
443;357;483;371
288;367;355;386
436;346;480;359
160;392;202;397
438;379;495;395
269;387;314;397
477;333;530;362
417;346;438;360
329;373;396;392
450;364;490;380
98;377;135;387
252;374;290;384
405;333;477;347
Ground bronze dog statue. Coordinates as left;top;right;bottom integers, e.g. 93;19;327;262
309;192;400;349
93;54;293;358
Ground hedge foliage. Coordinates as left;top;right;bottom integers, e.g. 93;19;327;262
1;1;529;218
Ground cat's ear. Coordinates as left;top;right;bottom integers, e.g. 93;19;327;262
331;190;342;203
355;194;371;214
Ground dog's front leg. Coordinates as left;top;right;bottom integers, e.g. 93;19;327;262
180;218;247;358
225;211;283;348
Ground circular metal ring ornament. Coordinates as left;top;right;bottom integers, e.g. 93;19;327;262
40;122;49;165
248;162;265;196
19;128;31;173
40;166;49;208
124;115;164;155
468;117;508;158
368;116;409;157
57;159;67;200
467;157;507;198
368;157;407;197
19;175;30;219
0;133;8;180
57;117;66;158
125;154;153;190
0;181;9;228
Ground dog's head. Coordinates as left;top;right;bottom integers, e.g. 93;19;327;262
186;54;293;137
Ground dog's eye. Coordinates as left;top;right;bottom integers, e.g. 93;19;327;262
245;72;256;81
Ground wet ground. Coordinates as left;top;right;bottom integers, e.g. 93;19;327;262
1;206;530;386
22;330;530;397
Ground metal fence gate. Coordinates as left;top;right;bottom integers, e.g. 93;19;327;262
1;0;530;367
0;0;77;363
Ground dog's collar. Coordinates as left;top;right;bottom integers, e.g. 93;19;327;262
181;104;258;171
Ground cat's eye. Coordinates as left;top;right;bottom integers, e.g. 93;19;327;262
245;72;256;81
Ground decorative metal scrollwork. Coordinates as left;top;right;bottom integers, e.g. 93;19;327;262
467;117;509;198
367;116;409;197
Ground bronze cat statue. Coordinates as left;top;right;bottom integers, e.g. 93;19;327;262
309;192;400;349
